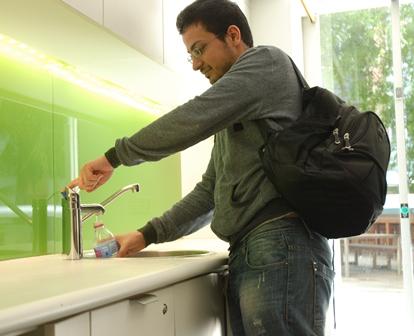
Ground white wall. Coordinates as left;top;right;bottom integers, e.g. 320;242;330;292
161;0;214;203
302;16;322;87
249;0;304;69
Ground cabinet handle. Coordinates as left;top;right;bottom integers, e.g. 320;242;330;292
130;293;159;305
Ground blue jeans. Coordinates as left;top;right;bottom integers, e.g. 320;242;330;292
227;217;334;335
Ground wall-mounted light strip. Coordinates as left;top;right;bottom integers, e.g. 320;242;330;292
0;33;165;115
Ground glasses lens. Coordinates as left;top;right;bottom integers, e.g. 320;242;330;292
187;45;205;64
193;47;202;58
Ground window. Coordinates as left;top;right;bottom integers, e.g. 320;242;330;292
305;1;414;334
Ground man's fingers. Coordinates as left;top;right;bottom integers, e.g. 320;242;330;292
66;156;114;193
67;178;80;189
67;175;100;192
82;175;102;192
91;175;103;190
80;165;103;191
117;245;128;257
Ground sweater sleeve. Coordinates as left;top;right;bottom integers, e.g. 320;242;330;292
112;47;299;166
138;154;216;244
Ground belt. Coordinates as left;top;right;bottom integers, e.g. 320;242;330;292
229;198;298;250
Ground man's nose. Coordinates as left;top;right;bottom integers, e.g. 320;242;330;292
192;57;202;71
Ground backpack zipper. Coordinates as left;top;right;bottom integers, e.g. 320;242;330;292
342;133;354;151
333;112;373;152
332;128;341;144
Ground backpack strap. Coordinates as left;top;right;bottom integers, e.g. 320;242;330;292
287;56;310;90
257;119;269;138
257;56;308;137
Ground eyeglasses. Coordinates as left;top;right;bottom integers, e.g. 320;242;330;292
187;36;219;64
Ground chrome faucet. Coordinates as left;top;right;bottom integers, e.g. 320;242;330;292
63;183;140;260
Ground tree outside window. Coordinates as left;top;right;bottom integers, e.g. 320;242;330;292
320;4;414;193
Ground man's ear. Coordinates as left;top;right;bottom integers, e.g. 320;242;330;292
227;25;242;44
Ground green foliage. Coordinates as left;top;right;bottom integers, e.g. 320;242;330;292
401;4;414;191
320;4;414;191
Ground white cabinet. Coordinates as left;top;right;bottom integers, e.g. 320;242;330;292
90;287;174;336
174;273;226;336
15;274;226;336
103;0;164;64
44;312;90;336
61;0;104;24
62;0;164;64
89;273;225;336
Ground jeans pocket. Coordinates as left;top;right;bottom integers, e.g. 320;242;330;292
312;260;335;334
245;230;288;269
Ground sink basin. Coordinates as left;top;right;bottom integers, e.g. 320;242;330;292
82;249;213;259
130;249;213;258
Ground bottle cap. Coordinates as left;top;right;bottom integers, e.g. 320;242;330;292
94;222;104;229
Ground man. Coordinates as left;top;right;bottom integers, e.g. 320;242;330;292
69;0;334;334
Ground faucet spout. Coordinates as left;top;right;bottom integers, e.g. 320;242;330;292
101;183;140;206
81;203;105;220
81;183;140;222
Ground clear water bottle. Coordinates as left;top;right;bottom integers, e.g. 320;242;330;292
93;222;119;258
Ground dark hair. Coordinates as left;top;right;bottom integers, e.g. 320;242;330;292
176;0;253;48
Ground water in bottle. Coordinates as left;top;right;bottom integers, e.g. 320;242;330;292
93;221;119;258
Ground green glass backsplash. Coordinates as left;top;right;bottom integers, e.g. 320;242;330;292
0;45;181;261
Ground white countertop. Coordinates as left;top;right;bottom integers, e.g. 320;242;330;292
0;239;229;336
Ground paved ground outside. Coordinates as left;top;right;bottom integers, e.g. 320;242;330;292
327;256;413;335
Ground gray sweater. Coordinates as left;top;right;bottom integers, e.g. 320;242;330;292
109;46;302;244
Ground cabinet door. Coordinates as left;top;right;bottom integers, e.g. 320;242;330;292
61;0;104;24
174;273;226;336
91;287;174;336
103;0;163;63
44;312;90;336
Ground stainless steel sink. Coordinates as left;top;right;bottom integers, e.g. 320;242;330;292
82;249;213;259
130;249;213;258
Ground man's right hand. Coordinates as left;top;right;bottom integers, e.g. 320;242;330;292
116;231;147;257
68;155;114;192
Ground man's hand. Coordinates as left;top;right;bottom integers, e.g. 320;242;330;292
116;231;147;257
68;156;114;192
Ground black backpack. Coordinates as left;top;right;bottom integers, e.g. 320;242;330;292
258;58;391;238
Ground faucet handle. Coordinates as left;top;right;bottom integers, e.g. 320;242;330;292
61;185;80;200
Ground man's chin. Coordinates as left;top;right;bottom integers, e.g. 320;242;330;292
208;76;218;84
206;71;224;84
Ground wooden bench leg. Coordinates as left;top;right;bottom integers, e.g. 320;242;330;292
344;239;350;277
387;255;392;269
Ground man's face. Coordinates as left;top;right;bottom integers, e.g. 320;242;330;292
182;24;240;84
